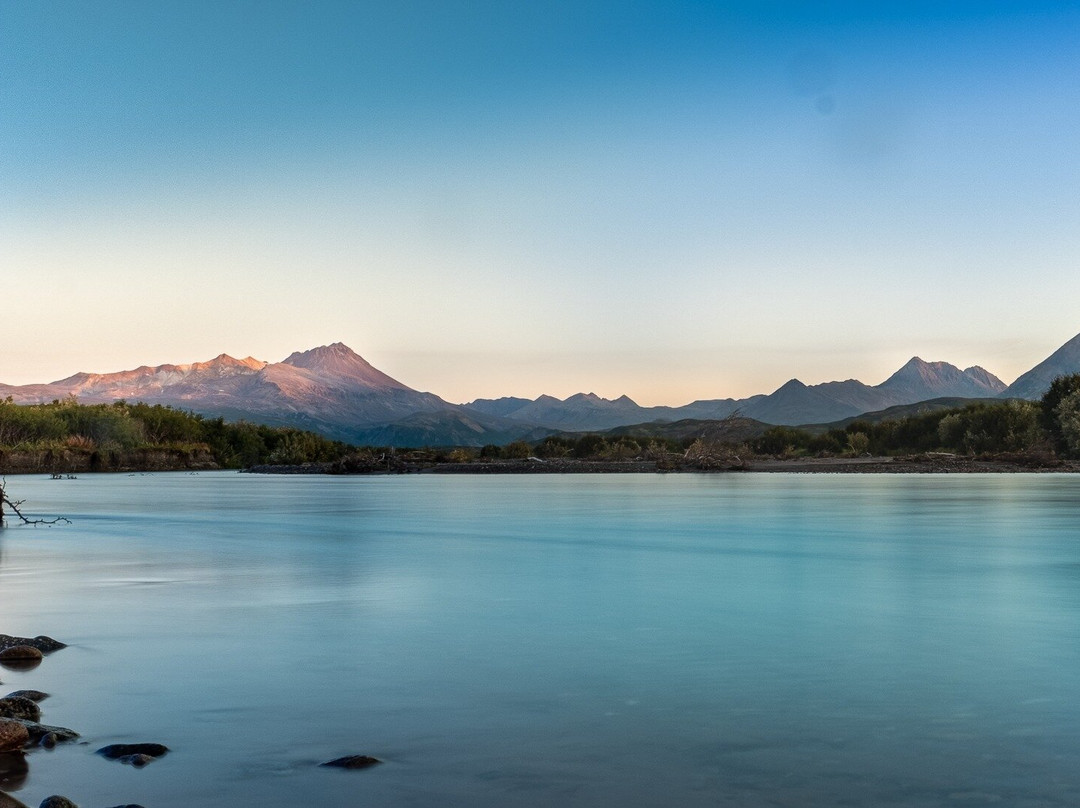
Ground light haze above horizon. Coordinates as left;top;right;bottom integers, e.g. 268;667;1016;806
3;1;1079;406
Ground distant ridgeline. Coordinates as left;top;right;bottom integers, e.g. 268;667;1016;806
3;373;1080;472
0;398;354;473
2;334;1080;449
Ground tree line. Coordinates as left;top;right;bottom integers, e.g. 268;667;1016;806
752;373;1080;461
0;397;353;468
477;374;1080;465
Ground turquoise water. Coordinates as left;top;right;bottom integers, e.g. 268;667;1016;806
1;472;1079;807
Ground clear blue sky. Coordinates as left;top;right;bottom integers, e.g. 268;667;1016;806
3;1;1079;404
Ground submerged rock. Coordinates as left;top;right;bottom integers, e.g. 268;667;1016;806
0;719;29;752
0;699;41;723
3;692;47;704
0;636;65;655
10;720;78;745
320;755;382;769
39;733;57;750
96;743;168;760
0;790;30;808
39;798;78;808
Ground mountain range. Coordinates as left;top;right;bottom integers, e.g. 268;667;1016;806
465;357;1007;430
2;333;1079;447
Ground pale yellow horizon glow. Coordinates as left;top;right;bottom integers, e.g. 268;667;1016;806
3;150;1078;406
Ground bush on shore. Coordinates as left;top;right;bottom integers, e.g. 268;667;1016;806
0;398;352;470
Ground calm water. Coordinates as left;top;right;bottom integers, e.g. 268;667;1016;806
1;472;1079;807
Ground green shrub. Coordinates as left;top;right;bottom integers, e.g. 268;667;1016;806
1055;390;1080;459
572;434;608;458
1041;374;1080;455
501;440;532;459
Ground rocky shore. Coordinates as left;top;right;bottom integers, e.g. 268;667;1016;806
0;633;173;808
0;633;174;808
0;632;381;807
0;634;97;808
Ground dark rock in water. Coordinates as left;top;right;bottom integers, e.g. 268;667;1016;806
0;648;42;664
39;733;57;750
96;743;168;760
11;720;78;744
0;649;41;673
0;751;28;789
0;699;41;723
39;798;78;808
320;754;382;769
0;648;42;673
0;789;30;808
118;754;154;767
103;805;147;808
3;692;47;704
0;719;29;752
0;636;64;655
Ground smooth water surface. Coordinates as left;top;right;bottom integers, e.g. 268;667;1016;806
1;472;1079;807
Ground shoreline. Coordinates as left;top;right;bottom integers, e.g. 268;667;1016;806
243;455;1080;475
3;456;1075;477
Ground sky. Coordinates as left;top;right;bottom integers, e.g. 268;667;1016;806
3;1;1080;405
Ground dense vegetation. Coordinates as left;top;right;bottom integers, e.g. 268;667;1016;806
475;374;1080;467
749;374;1080;462
752;400;1044;457
0;397;354;469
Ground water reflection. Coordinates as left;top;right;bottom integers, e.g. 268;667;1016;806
0;658;40;673
0;752;28;791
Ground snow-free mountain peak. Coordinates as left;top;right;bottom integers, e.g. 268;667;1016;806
962;366;1007;393
774;378;808;392
879;357;1004;400
281;343;410;390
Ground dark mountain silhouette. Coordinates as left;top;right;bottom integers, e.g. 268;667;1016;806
466;396;535;418
739;379;866;425
349;411;553;448
468;358;1008;430
798;397;1014;432
1002;332;1080;399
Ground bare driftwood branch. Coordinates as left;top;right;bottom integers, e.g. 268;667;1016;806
0;478;70;526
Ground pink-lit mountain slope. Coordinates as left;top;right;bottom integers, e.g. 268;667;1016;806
0;344;454;442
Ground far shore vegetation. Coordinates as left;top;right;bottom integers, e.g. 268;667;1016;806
2;373;1080;474
0;397;352;472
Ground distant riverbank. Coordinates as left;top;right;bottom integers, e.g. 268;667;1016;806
244;454;1079;475
0;447;218;474
4;451;1074;477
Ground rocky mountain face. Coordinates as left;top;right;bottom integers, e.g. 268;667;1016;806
1001;332;1080;399
0;344;459;444
877;357;1006;401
